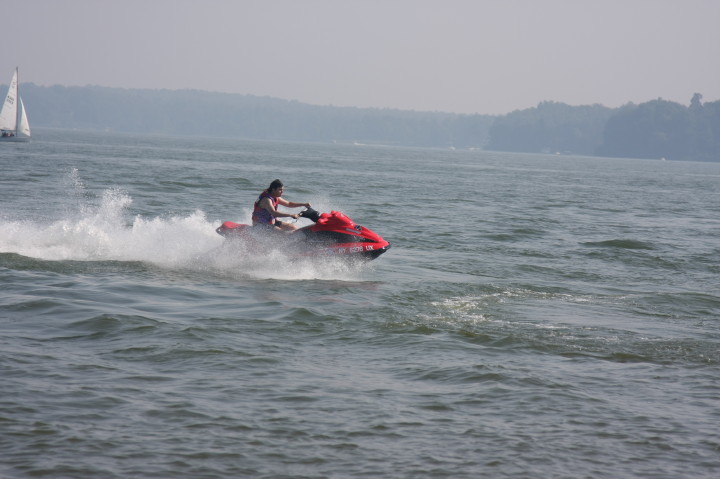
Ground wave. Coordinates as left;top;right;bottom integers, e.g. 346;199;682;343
582;239;656;250
0;187;219;265
383;286;720;366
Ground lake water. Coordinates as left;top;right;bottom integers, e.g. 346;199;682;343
1;129;719;478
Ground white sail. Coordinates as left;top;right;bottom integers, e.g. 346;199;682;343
0;68;30;140
18;97;31;137
0;69;18;131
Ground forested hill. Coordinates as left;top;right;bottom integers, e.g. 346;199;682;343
597;94;720;162
486;95;720;162
19;84;493;148
14;84;720;161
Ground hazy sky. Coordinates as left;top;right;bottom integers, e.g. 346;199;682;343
6;0;720;115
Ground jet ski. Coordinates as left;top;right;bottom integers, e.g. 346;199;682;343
215;207;391;260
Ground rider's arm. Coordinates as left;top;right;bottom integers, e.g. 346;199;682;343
260;197;300;219
277;197;311;208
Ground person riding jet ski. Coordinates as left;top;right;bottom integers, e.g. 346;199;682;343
251;179;311;232
216;179;390;260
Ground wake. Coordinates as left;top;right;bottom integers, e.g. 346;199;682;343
0;176;370;282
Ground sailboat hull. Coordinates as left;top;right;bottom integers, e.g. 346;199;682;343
0;135;29;142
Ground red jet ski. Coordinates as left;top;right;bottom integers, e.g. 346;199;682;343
215;207;391;260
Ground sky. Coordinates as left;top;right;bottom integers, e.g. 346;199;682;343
5;0;720;115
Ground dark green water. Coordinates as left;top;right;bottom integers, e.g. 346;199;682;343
1;130;719;478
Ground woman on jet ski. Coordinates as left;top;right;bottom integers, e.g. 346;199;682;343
252;179;311;232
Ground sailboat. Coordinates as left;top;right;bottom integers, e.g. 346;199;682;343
0;67;31;142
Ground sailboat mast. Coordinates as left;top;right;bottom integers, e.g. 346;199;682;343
14;67;20;135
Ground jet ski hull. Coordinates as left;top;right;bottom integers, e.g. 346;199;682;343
216;209;390;260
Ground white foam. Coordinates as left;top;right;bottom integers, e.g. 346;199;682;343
0;188;220;264
0;178;368;281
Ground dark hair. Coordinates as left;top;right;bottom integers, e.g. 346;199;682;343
268;179;284;191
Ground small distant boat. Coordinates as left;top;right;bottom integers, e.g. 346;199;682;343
0;67;31;142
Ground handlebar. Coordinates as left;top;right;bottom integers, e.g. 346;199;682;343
298;207;321;222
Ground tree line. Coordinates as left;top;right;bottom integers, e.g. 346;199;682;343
487;95;720;161
15;83;720;161
20;84;492;149
597;94;720;162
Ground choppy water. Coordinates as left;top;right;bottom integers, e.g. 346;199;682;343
1;129;719;478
